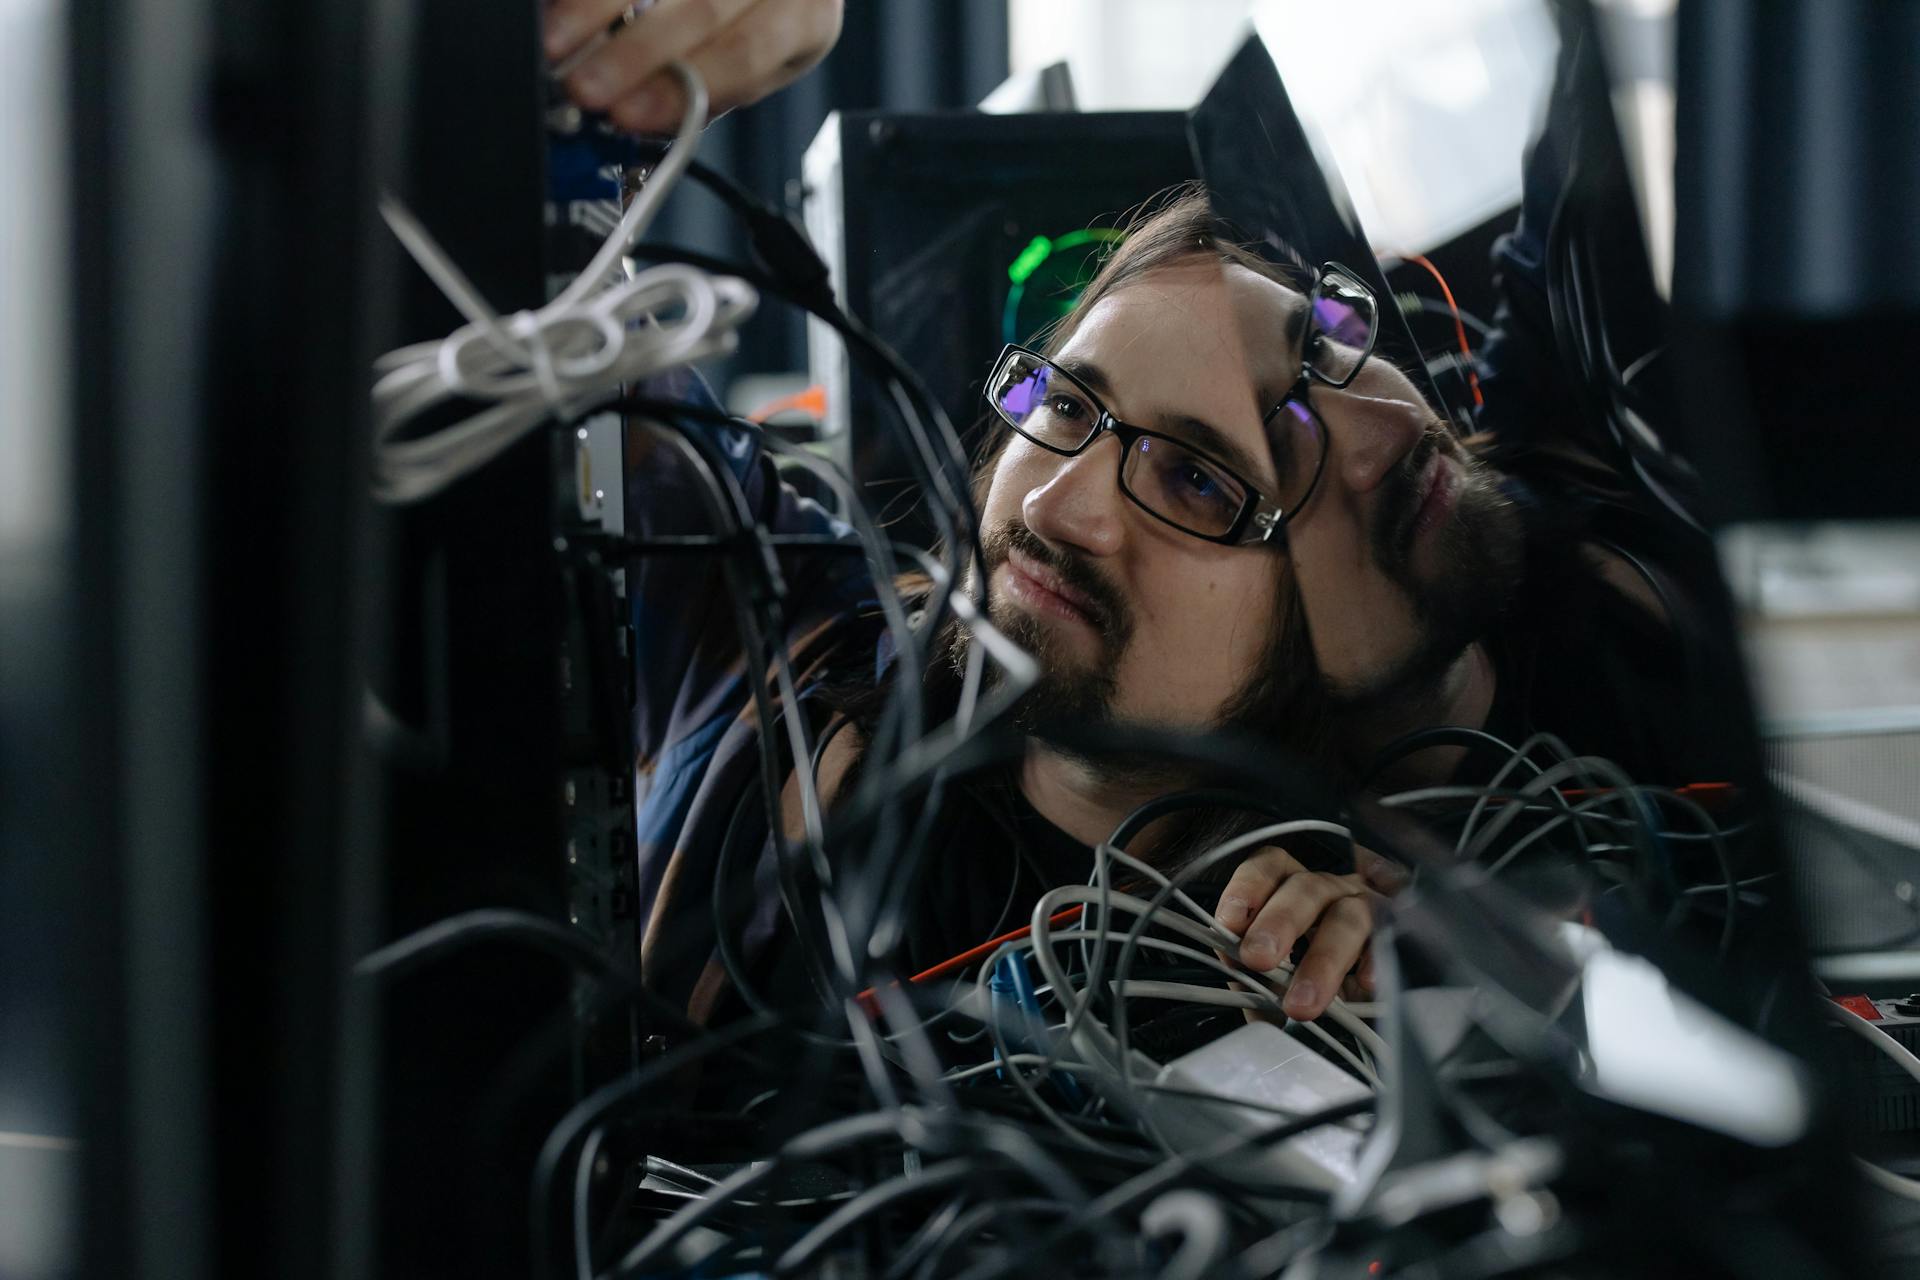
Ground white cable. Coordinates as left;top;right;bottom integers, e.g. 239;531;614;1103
548;60;709;314
1052;846;1392;1091
1058;828;1389;1062
1111;981;1380;1021
1092;842;1221;931
943;1055;1335;1126
1025;885;1387;1078
942;1055;1101;1085
1823;998;1920;1200
1859;1157;1920;1203
1109;980;1322;1013
1454;732;1571;857
1062;820;1358;1062
369;62;757;505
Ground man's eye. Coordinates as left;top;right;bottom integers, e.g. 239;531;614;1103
1174;463;1221;498
1047;393;1089;420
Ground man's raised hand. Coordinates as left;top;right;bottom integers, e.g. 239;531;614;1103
546;0;844;135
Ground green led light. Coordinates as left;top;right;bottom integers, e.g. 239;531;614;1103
1002;226;1129;342
1052;227;1124;254
1008;235;1054;285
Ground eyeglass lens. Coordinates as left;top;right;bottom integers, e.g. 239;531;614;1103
1307;268;1377;384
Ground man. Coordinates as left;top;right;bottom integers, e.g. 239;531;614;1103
623;178;1721;1038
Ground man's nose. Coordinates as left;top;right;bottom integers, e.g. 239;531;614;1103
1021;435;1125;558
1324;385;1429;495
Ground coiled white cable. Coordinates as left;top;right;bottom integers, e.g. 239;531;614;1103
1824;998;1920;1202
369;61;757;505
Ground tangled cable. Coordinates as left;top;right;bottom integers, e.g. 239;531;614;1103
369;61;756;505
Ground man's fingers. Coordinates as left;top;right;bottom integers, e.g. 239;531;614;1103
611;0;838;130
1284;897;1373;1020
1215;845;1307;934
545;0;638;65
709;0;842;111
558;0;760;112
1238;871;1359;972
1338;946;1375;1002
1356;846;1410;895
605;67;683;135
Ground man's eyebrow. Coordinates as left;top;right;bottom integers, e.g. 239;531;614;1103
1054;354;1113;397
1054;355;1274;492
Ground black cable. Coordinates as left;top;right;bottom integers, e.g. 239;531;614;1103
907;1199;1072;1280
572;1126;606;1280
1396;291;1492;338
530;1011;782;1280
616;404;895;998
623;240;977;576
1107;787;1297;853
631;410;849;1002
949;1099;1368;1280
598;1111;900;1280
877;1193;996;1280
620;138;981;572
771;1159;980;1276
614;211;996;990
613;390;934;826
606;280;990;997
355;906;765;1072
355;908;618;982
1543;177;1707;537
1361;724;1547;788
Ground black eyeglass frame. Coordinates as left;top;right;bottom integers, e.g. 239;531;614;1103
1297;260;1381;392
984;343;1333;547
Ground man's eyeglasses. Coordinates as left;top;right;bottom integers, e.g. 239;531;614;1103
982;259;1379;546
1298;262;1379;389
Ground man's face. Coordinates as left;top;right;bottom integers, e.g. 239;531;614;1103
1282;341;1523;710
973;261;1291;734
969;257;1520;734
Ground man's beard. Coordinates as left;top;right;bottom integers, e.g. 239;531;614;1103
1326;430;1524;713
934;522;1331;787
943;522;1134;736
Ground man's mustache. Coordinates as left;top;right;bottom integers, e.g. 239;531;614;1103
985;523;1134;645
1373;426;1453;576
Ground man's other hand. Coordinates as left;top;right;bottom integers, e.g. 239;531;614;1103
546;0;845;135
1214;846;1408;1021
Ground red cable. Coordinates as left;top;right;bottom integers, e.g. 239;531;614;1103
854;905;1085;1016
1554;782;1739;813
1402;252;1484;409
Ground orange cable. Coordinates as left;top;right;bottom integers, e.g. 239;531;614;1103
748;383;828;424
1401;252;1484;409
854;905;1086;1015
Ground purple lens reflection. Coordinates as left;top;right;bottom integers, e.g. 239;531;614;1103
998;363;1049;418
1269;396;1326;508
1312;296;1370;348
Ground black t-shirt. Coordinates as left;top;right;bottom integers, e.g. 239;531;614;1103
730;768;1096;1023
